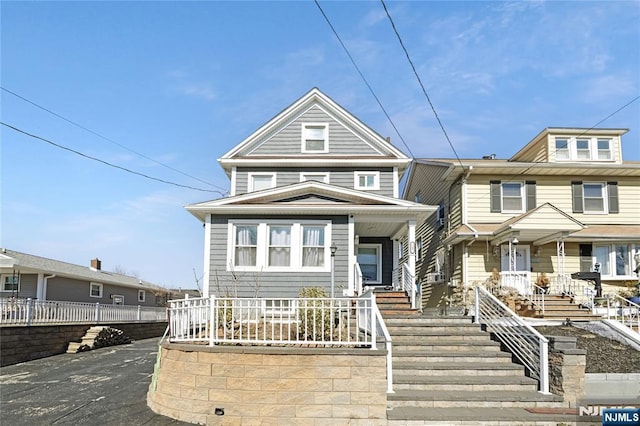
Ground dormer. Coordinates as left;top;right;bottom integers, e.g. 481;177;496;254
510;128;628;164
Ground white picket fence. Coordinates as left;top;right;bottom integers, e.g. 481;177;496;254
0;298;167;326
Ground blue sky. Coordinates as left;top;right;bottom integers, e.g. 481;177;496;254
1;1;639;291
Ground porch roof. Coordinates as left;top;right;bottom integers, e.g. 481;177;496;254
443;203;589;246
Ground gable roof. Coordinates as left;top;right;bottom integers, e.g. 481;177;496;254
218;88;411;175
0;249;161;291
186;181;435;221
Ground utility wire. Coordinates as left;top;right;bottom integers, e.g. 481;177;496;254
1;86;228;194
314;0;415;159
1;121;226;195
380;0;465;172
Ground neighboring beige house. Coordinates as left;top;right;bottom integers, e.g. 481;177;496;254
403;128;640;307
0;248;162;307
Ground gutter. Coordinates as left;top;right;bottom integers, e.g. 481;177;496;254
42;274;56;301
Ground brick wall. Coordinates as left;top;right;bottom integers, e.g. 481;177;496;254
0;322;167;367
147;343;389;425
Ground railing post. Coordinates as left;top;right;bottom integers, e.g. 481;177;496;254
209;295;215;347
95;302;101;323
474;286;480;324
539;338;550;394
370;292;377;350
26;298;33;326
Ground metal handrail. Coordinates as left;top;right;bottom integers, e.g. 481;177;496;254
401;263;416;309
606;294;640;332
530;283;546;316
474;286;550;394
359;289;393;393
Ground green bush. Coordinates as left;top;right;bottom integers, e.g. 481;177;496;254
298;287;333;341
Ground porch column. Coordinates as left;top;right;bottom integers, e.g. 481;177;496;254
348;215;355;296
36;273;45;300
407;220;416;278
202;214;211;297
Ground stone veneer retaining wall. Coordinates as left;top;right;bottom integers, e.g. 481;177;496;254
147;343;389;425
547;335;587;407
0;322;167;367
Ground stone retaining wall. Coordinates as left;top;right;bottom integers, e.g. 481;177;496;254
0;322;167;367
147;343;388;425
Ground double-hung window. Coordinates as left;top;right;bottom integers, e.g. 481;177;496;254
90;282;103;298
302;123;328;153
597;139;612;160
594;244;635;278
248;173;276;192
576;139;591;160
1;275;19;292
572;181;618;214
354;171;380;190
490;181;536;213
229;221;330;271
234;225;258;267
555;138;570;160
268;225;291;267
554;136;614;161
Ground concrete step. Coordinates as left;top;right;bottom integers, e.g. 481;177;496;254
386;323;481;333
387;389;564;409
392;332;490;343
386;406;581;425
393;339;503;352
384;315;473;324
392;350;513;363
394;361;525;376
393;374;539;391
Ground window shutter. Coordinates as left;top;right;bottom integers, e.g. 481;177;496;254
526;181;536;211
572;181;583;213
490;181;501;213
607;182;619;214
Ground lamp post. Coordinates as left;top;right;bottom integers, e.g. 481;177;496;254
330;242;338;299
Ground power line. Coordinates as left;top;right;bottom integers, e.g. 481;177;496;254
1;86;228;193
380;0;466;172
1;121;226;195
314;0;415;159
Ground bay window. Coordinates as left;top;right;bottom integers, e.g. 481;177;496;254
229;220;331;271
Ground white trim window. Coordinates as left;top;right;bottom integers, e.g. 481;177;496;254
354;171;380;190
138;289;146;303
583;182;606;214
300;172;329;183
302;123;328;153
229;220;331;272
90;282;103;298
594;244;636;279
1;274;19;292
248;173;276;192
597;139;612;160
554;137;614;162
501;182;524;213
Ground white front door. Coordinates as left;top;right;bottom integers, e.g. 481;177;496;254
500;245;531;294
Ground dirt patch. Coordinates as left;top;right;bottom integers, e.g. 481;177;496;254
535;325;640;374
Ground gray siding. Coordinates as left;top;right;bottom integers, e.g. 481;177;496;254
236;167;396;197
4;273;37;298
249;106;382;157
46;276;157;306
208;215;350;298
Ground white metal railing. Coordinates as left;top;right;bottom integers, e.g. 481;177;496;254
401;263;417;309
605;294;640;332
354;263;364;296
0;297;167;326
530;283;546;316
168;295;382;348
500;272;531;296
474;286;550;394
358;289;394;393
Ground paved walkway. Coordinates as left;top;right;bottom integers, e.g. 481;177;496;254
0;338;188;425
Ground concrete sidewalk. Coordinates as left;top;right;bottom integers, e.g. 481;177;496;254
0;338;188;425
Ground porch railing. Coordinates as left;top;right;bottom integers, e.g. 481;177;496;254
0;297;167;326
530;283;546;316
358;289;394;393
354;263;364;296
605;294;640;332
474;286;550;394
500;272;531;296
168;295;381;348
399;263;417;309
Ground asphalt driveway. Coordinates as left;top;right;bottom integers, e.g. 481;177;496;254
0;338;189;425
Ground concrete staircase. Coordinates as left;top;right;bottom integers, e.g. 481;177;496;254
374;290;421;317
383;314;575;425
520;294;602;321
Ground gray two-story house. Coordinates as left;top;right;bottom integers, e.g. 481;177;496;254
187;88;434;300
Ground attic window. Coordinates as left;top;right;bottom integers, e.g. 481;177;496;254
302;123;328;153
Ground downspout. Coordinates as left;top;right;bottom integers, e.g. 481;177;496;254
43;274;56;301
461;166;477;290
